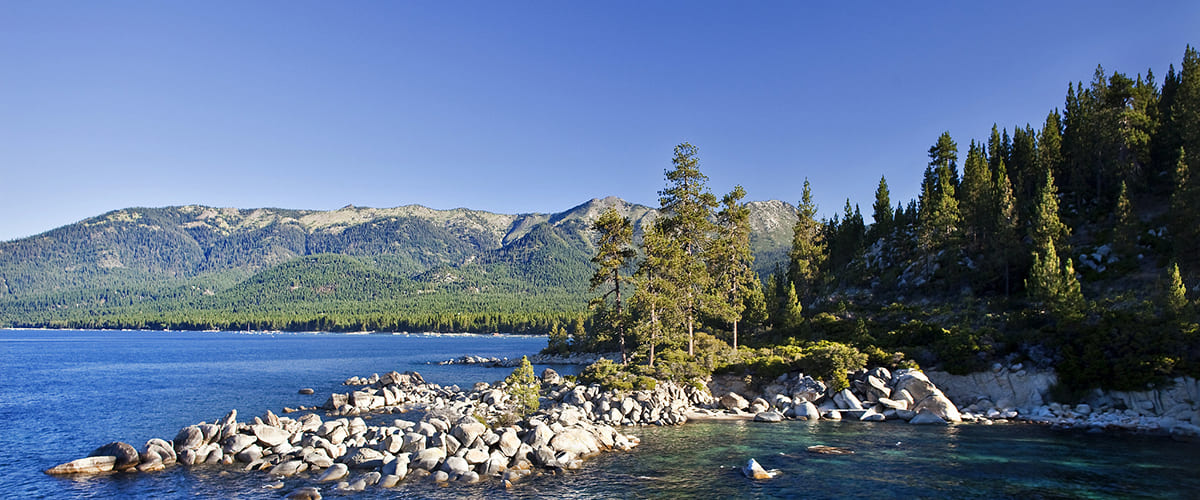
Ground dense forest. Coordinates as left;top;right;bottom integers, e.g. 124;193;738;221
569;47;1200;396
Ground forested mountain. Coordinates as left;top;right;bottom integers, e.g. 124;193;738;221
0;197;797;331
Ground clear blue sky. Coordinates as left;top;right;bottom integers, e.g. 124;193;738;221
2;2;1197;241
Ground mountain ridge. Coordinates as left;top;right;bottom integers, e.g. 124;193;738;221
0;197;798;329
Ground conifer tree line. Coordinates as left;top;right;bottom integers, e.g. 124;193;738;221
565;46;1200;391
575;143;768;366
783;45;1200;316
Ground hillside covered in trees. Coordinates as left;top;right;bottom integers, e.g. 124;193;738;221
0;197;798;333
568;47;1200;395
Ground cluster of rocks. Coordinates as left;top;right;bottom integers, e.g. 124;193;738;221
43;368;684;497
706;368;964;425
931;365;1200;438
543;372;712;426
436;352;617;368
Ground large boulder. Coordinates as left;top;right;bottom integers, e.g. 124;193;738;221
753;411;785;423
498;428;521;457
252;424;290;447
720;392;750;411
89;442;140;472
788;401;821;421
45;456;117;475
173;426;204;453
441;456;470;476
344;447;386;469
541;368;563;385
548;428;599;457
523;421;555;448
221;434;258;455
412;447;446;471
269;459;307;477
892;371;937;403
317;463;349;482
451;421;487;448
833;389;864;410
913;392;963;423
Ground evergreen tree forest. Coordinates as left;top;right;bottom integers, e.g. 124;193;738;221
570;47;1200;395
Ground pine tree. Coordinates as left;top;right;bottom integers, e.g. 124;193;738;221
590;208;636;363
632;222;682;367
1039;110;1065;186
778;283;804;331
710;185;756;351
959;140;993;252
928;131;960;187
987;124;1005;172
1010;125;1039;211
994;161;1020;296
869;175;893;244
1171;46;1200;176
657;142;718;357
741;279;769;334
1026;239;1085;321
546;322;570;354
789;179;826;306
1171;147;1200;272
1164;263;1189;318
918;161;961;282
1030;167;1070;255
1112;181;1138;259
505;356;540;417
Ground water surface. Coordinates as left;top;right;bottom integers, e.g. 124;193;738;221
2;330;1196;499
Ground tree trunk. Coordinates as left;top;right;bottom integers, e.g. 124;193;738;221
732;320;739;352
615;269;626;365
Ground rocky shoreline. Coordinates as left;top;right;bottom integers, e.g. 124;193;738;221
44;360;1199;498
43;367;703;499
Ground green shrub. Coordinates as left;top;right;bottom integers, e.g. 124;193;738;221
651;348;713;386
797;340;867;392
633;375;658;391
580;358;634;392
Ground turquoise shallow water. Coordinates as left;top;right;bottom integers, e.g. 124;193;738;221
2;330;1198;499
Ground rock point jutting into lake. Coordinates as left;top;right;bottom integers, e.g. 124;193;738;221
45;356;1200;493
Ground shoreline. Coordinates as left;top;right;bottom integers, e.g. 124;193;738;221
41;356;1198;498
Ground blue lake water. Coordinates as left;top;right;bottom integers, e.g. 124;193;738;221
2;329;1198;499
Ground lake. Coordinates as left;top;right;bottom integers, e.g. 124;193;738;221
2;329;1197;499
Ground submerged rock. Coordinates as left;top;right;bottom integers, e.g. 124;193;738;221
44;456;117;475
741;458;778;479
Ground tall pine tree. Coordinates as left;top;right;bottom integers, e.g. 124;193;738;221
789;179;826;306
710;185;757;351
869;175;893;245
656;142;718;357
589;208;635;363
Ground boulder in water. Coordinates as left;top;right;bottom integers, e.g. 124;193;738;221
89;441;140;471
753;411;785;423
741;458;778;479
286;486;322;500
44;456;117;475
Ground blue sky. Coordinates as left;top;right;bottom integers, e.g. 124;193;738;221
2;2;1197;241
